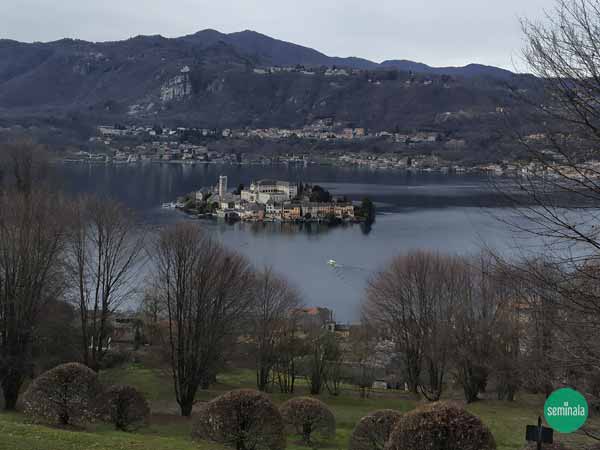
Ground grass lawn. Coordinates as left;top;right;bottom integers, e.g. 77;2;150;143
0;412;213;450
1;363;597;450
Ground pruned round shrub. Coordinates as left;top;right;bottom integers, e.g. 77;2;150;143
524;444;571;450
385;402;496;450
350;409;403;450
102;384;150;431
279;396;336;444
22;362;102;426
586;394;600;418
192;389;285;450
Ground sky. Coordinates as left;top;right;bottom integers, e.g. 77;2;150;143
1;0;555;70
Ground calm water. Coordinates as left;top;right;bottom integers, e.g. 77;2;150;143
57;163;532;321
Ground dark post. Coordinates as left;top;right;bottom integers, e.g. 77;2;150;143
537;416;542;450
526;416;552;449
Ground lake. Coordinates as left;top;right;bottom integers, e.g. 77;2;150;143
57;163;534;322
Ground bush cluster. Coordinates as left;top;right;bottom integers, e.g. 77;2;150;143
279;396;335;444
22;363;102;426
385;402;496;450
524;444;570;450
22;362;151;432
22;364;500;450
192;389;285;450
349;409;403;450
101;384;150;431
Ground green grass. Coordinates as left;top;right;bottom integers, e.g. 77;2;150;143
2;363;598;450
0;412;210;450
99;363;174;402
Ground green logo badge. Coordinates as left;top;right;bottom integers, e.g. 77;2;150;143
544;388;588;433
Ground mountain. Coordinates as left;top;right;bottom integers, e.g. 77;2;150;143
0;29;535;132
178;30;379;69
380;60;515;81
176;30;515;77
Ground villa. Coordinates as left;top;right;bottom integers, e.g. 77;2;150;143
241;179;298;204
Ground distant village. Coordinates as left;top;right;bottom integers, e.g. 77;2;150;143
62;121;468;173
168;175;373;225
58;122;600;179
92;119;439;147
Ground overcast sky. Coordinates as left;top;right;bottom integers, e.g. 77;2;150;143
1;0;555;69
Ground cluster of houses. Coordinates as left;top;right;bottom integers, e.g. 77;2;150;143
83;136;235;164
79;125;592;178
252;65;358;77
197;176;356;222
92;121;439;146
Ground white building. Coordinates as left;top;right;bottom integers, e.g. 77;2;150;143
240;179;298;205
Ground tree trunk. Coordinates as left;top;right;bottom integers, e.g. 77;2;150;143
302;424;312;444
407;379;419;395
257;366;270;391
506;388;515;402
405;350;421;395
310;375;321;395
463;372;480;403
1;373;22;411
179;400;194;417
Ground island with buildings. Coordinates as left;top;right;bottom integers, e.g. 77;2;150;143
168;175;375;225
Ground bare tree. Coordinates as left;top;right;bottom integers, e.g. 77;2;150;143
139;285;165;346
497;0;600;379
0;190;65;410
0;138;51;194
273;312;305;394
65;196;144;371
251;267;301;392
347;323;377;399
363;251;457;398
451;256;504;403
419;257;465;401
151;223;255;416
323;334;344;396
302;329;337;395
364;251;516;402
493;256;587;396
488;261;555;400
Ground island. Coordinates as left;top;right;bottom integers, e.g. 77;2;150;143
169;175;376;226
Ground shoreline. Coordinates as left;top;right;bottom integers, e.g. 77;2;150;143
57;158;512;176
170;206;368;226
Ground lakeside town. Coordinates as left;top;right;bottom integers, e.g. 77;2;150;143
56;123;600;179
168;175;375;225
